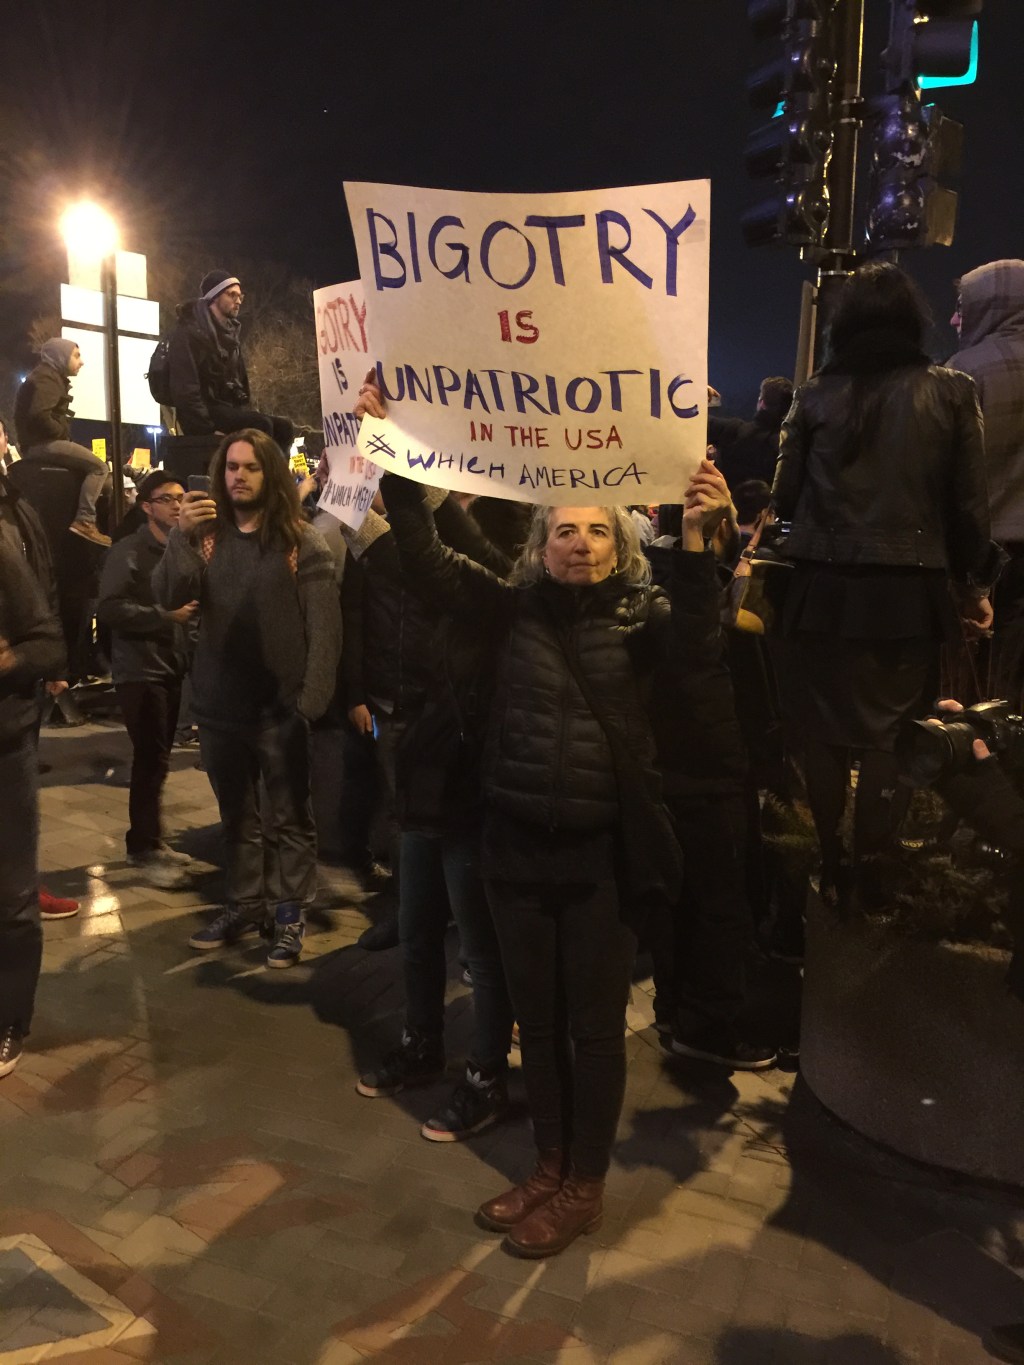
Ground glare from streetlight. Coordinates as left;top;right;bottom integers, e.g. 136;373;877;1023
60;201;119;260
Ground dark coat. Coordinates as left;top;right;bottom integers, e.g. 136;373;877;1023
773;364;999;586
948;260;1024;544
167;300;250;436
0;474;59;617
708;411;782;488
96;524;191;685
14;363;71;449
380;475;720;834
645;543;748;797
0;542;64;751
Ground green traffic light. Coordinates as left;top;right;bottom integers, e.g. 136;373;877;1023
918;20;978;89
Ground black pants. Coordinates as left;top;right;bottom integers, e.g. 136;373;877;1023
206;404;294;455
803;741;903;882
200;713;316;913
486;877;637;1178
0;735;41;1034
116;679;181;856
649;794;752;1030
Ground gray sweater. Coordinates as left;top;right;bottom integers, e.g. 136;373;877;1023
153;520;341;729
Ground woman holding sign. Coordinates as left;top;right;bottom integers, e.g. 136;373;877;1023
377;458;730;1258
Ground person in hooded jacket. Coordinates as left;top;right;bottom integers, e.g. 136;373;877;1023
378;457;731;1260
14;339;111;547
773;262;1002;910
167;271;294;453
949;260;1024;709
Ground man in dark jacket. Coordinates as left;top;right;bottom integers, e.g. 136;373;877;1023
14;339;111;547
97;470;197;889
949;260;1024;706
167;271;294;452
0;542;66;1077
707;376;793;489
154;430;341;967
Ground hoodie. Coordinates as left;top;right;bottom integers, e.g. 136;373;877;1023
949;260;1024;543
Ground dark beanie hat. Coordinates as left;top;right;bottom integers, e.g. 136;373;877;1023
199;270;240;302
137;469;180;503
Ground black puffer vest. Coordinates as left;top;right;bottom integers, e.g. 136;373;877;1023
484;574;665;831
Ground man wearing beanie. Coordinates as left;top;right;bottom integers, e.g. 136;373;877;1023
167;271;294;454
14;339;112;547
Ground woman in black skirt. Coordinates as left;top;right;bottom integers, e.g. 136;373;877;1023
772;262;1002;905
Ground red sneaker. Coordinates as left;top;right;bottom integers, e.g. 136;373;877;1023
39;887;79;920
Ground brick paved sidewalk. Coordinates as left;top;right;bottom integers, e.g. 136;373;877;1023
1;721;1022;1364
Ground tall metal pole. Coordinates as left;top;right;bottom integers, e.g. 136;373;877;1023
813;0;866;364
101;255;125;525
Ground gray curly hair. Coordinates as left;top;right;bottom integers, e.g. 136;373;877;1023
509;505;651;587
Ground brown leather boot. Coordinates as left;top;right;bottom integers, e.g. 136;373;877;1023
475;1148;564;1232
503;1170;604;1258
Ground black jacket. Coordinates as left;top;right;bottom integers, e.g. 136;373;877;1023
97;524;191;685
645;543;748;796
708;411;782;488
381;475;720;834
0;543;64;751
773;364;1000;586
0;474;59;617
14;363;72;449
341;493;513;716
167;299;250;436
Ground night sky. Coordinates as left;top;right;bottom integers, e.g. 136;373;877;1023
3;1;1022;414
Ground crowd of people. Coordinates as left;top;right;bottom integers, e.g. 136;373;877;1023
1;256;1022;1262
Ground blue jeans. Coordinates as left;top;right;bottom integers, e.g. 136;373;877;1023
399;829;513;1075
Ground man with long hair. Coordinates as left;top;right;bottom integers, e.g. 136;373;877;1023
153;430;341;966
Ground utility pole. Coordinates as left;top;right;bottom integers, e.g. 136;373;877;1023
812;0;865;365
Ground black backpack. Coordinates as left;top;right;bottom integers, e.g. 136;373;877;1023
146;337;173;406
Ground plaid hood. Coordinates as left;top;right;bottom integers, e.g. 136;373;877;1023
959;260;1024;350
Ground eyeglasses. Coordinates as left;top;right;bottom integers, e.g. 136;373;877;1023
150;494;185;505
224;290;245;302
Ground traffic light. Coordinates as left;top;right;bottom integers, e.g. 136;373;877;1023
864;0;978;249
742;0;837;248
883;0;981;93
865;94;963;248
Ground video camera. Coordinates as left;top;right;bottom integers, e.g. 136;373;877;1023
897;700;1024;787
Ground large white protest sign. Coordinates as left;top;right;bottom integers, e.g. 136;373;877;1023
346;180;709;505
313;280;380;529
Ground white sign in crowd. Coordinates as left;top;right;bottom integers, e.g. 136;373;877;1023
315;179;710;528
312;280;381;530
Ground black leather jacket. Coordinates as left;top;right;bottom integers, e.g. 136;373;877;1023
773;364;999;586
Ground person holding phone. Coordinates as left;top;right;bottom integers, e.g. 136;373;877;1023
153;429;341;966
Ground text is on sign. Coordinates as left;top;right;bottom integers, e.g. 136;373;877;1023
346;179;710;506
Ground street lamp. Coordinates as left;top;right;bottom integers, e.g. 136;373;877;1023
59;200;126;524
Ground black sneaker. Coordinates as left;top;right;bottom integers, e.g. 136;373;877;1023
188;906;263;951
421;1066;508;1142
671;1023;777;1071
356;1029;445;1098
357;915;399;952
0;1026;23;1078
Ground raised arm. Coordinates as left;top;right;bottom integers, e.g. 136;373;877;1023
378;473;511;621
